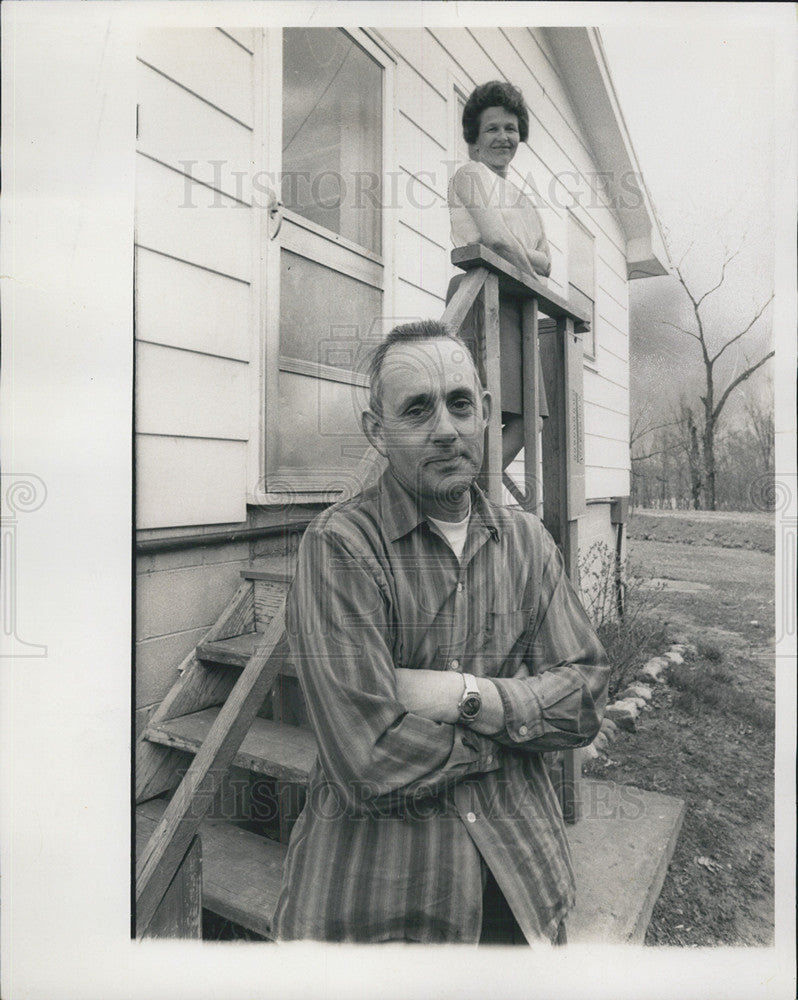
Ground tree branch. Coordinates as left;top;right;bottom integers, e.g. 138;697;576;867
695;247;741;311
673;264;711;365
661;320;702;342
676;242;695;271
673;264;700;313
631;443;684;462
710;293;774;363
630;418;683;446
713;351;775;422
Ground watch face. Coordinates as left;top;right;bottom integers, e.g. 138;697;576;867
461;695;481;720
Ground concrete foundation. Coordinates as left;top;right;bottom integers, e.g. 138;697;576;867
567;779;686;944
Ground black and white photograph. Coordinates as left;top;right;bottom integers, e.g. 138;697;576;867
1;3;795;998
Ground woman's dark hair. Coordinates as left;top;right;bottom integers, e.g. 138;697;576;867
462;81;529;145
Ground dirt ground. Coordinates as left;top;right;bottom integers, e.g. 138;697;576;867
584;508;776;946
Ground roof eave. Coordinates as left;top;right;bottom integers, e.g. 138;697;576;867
543;26;670;280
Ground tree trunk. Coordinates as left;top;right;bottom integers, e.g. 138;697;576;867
686;410;703;509
703;417;717;510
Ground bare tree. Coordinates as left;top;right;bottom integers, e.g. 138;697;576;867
679;401;704;510
662;244;774;509
629;410;683;508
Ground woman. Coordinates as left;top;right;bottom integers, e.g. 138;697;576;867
446;81;551;470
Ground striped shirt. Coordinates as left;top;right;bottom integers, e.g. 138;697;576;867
272;470;609;944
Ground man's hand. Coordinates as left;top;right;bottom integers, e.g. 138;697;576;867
395;668;505;735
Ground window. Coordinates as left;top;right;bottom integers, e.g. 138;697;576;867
568;214;596;360
279;28;384;381
282;28;383;256
257;28;392;495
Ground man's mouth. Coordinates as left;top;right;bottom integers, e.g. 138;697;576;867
427;454;467;467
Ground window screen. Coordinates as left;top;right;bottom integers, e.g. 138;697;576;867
282;28;383;255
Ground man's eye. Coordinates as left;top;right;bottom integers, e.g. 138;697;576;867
451;399;474;413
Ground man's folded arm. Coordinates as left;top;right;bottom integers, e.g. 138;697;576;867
484;532;610;752
286;524;499;814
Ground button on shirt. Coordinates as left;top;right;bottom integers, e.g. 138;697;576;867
272;470;609;944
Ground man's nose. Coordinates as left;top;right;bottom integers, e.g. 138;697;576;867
430;404;458;441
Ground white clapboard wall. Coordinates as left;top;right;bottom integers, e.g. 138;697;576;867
135;27;256;529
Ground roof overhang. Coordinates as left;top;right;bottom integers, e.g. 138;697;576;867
543;27;670;279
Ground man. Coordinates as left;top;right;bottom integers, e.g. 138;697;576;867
272;319;609;944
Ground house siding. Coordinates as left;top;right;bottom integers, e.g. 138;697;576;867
135;28;255;531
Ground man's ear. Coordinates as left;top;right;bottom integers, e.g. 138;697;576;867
481;390;492;428
362;409;388;458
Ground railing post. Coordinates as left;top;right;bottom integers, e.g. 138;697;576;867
478;273;503;504
521;298;541;513
540;315;586;822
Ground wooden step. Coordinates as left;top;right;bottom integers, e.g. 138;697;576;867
240;555;296;584
145;708;316;783
197;632;296;676
136;798;286;940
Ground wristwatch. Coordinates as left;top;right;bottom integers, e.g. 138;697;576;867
457;673;482;723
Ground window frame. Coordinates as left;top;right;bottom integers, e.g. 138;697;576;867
567;210;597;363
448;71;472;169
248;27;396;505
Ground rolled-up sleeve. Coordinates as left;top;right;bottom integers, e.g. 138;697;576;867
489;530;610;752
287;522;499;814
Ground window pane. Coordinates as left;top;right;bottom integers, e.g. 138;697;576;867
279;250;382;371
568;216;594;296
568;284;596;359
282;28;382;255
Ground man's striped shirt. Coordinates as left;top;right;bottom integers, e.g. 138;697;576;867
272;470;609;943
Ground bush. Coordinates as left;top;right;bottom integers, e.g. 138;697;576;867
579;541;667;700
696;641;723;663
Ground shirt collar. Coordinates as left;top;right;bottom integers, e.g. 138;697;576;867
378;468;501;544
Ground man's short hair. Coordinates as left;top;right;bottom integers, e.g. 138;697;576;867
367;320;475;414
462;81;530;146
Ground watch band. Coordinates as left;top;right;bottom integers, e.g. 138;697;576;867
457;672;482;722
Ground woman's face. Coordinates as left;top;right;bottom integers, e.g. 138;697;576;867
474;106;520;176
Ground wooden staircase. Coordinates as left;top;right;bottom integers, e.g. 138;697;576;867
135;244;594;938
135;558;304;939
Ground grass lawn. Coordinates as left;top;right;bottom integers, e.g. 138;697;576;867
583;508;775;946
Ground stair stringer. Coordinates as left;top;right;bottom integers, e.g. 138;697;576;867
135;581;256;803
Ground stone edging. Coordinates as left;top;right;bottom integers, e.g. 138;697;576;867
584;642;698;757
